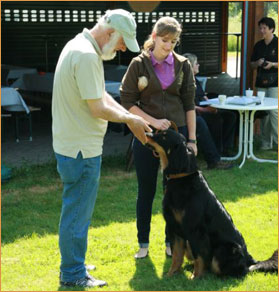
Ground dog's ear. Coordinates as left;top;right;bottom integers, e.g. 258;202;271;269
179;133;187;141
185;145;198;173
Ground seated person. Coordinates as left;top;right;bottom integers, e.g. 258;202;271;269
196;116;234;170
184;53;237;156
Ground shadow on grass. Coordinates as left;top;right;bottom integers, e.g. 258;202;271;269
1;154;277;244
129;255;240;291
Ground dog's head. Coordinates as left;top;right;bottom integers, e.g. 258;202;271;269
146;129;198;175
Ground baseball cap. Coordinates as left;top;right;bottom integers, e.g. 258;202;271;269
104;9;140;53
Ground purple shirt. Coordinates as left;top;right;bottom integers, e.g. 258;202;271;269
150;51;175;90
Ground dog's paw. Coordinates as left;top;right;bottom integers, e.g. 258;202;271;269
190;271;204;280
166;271;174;277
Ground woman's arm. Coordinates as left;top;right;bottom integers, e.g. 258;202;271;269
186;109;198;156
180;60;196;111
120;59;141;111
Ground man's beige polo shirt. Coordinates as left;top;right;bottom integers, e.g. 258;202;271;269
52;28;108;158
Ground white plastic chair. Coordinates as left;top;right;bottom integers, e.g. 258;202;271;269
1;87;41;142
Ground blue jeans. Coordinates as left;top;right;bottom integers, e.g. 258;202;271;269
55;152;101;282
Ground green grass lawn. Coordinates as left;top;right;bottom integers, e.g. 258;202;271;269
1;151;278;291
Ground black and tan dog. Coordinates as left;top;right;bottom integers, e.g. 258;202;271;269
146;129;278;278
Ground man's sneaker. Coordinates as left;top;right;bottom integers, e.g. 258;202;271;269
85;264;96;271
207;161;234;170
60;274;107;288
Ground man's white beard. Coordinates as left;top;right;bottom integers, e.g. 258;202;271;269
101;31;121;61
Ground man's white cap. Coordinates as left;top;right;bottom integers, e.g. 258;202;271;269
104;9;140;53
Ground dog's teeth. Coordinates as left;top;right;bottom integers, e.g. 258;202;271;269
146;132;154;137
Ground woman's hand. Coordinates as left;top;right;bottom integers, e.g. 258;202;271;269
152;119;171;130
187;142;198;156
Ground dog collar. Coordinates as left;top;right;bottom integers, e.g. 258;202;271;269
166;173;191;180
166;171;199;180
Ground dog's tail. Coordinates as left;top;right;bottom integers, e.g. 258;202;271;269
248;250;278;273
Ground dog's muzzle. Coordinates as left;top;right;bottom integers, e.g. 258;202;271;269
145;133;160;157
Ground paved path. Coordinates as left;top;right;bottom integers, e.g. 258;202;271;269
2;121;131;168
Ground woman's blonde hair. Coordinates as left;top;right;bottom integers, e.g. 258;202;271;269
143;16;182;52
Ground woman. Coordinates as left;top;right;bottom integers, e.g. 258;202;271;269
251;17;278;150
184;53;237;157
120;17;197;259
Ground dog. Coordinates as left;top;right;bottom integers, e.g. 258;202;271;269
146;128;278;278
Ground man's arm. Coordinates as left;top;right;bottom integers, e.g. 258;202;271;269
251;59;278;70
87;97;152;144
251;58;264;70
104;92;127;112
263;61;278;70
129;105;171;130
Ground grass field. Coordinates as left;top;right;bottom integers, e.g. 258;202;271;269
1;151;278;291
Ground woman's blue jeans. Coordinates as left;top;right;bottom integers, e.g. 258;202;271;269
55;152;101;283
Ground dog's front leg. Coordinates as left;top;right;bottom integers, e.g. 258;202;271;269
167;236;185;277
184;233;208;279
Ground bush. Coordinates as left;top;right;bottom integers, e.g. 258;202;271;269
228;12;242;52
228;2;278;52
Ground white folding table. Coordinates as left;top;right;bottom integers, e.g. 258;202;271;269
210;97;278;168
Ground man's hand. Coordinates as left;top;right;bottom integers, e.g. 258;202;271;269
257;58;265;67
263;61;274;70
126;114;152;144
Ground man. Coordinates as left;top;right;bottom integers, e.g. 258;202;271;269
251;17;278;150
52;9;151;288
